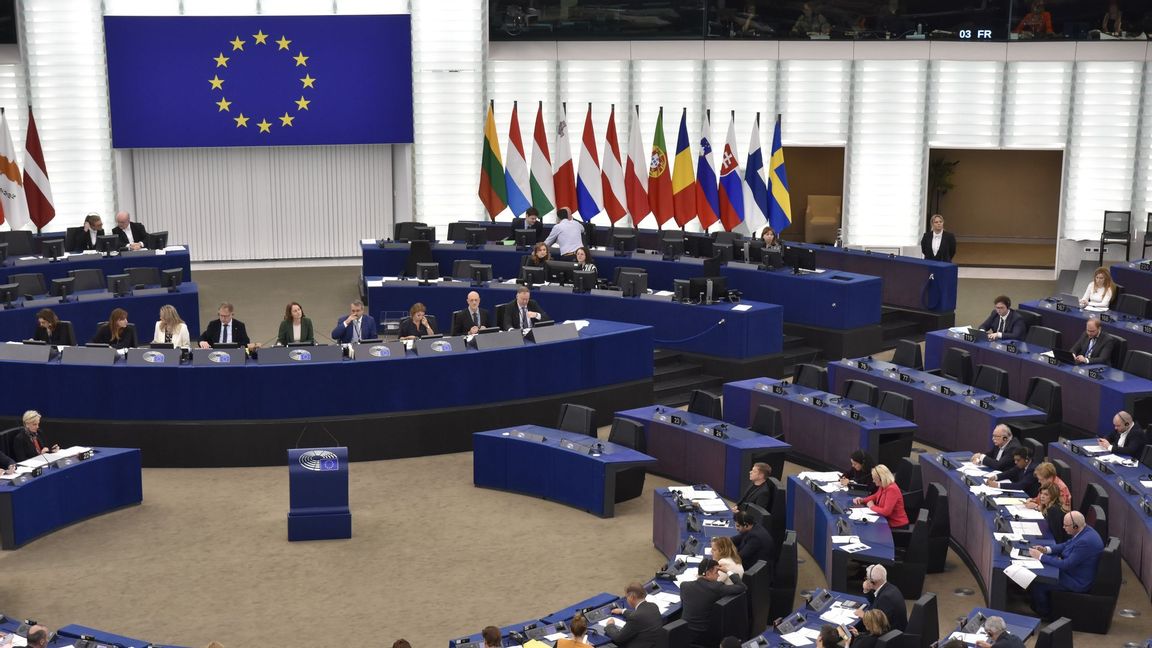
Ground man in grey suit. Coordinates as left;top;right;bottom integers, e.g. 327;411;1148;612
604;582;663;648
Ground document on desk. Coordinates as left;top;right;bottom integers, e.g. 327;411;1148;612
731;304;753;312
1141;480;1152;489
645;591;680;613
1083;444;1109;454
831;535;860;544
781;627;822;647
959;463;994;476
994;497;1026;506
840;542;872;553
1011;521;1042;536
993;533;1024;542
948;631;989;644
818;482;844;493
703;519;731;528
848;507;879;523
1011;558;1044;569
819;606;859;626
675;571;699;586
1005;505;1043;520
560;319;590;331
675;554;704;565
595;618;624;631
543;633;568;641
968;484;1002;497
697;498;731;513
1004;562;1038;589
798;471;842;482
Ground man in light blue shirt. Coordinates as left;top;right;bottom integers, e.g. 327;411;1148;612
544;208;586;258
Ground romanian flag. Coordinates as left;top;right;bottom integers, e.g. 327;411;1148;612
671;108;696;228
478;101;508;219
647;107;674;226
767;114;793;233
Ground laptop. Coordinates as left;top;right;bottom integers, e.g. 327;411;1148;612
1050;349;1077;364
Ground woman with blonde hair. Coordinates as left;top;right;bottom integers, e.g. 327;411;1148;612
1079;266;1115;311
852;464;909;528
710;535;744;583
153;304;191;348
848;609;890;648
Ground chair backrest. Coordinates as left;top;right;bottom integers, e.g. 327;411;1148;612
973;364;1010;397
68;268;107;293
451;259;481;279
793;363;828;391
394;222;428;242
713;231;742;245
1017;309;1042;331
926;490;949;537
774;530;798;587
10;272;46;298
843;379;879;407
57;321;76;346
1109;334;1128;369
1052;458;1071;487
750;404;784;439
1084;504;1108;539
1023;437;1045;463
893;457;920;492
1080;482;1108;514
1141;443;1152;468
743;502;769;531
1116;294;1151;319
0;426;21;460
892;339;923;370
905;593;938;648
556;403;596;437
742;559;771;636
1034;617;1073;648
875;630;913;648
878;391;913;420
940;347;972;385
709;590;748;644
1024;377;1062;422
403;240;435;277
607;417;645;452
1025;325;1062;349
125;266;161;288
1089;537;1121;595
1123;350;1152;379
687;389;722;420
1102;210;1132;236
904;509;931;563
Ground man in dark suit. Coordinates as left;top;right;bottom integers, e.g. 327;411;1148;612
112;210;148;251
331;300;378;343
978;295;1027;341
511;207;545;242
733;462;776;513
920;214;956;262
971;424;1022;472
1070;318;1115;365
855;564;906;631
975;616;1025;648
450;291;492;336
732;511;775;581
985;447;1038;496
1028;510;1105;618
65;213;104;252
13;410;59;462
679;558;745;643
198;302;253;349
502;286;549;330
1099;410;1147;458
604;582;663;648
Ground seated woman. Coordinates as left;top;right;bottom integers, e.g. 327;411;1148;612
839;450;877;493
852;464;908;529
573;246;597;273
1023;461;1071;511
555;614;592;648
32;308;69;345
1034;482;1070;543
152;304;191;348
90;307;138;349
398;302;436;339
761;226;782;253
276;301;315;345
13;410;59;462
848;610;890;648
1078;266;1114;311
523;241;550;267
710;536;744;584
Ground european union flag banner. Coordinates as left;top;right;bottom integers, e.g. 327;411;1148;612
104;15;413;148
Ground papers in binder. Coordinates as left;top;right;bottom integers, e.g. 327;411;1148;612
848;508;879;523
1005;506;1043;520
781;627;822;646
1005;563;1038;589
1083;444;1108;454
798;471;842;482
697;498;731;513
645;591;680;613
831;535;860;544
1011;521;1042;536
841;542;872;553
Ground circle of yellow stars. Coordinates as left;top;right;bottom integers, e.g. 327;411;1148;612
209;30;315;135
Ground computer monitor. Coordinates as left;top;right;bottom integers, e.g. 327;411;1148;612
470;263;493;285
145;231;168;250
673;279;690;303
0;230;34;256
662;238;685;261
684;232;713;258
49;277;74;303
464;227;485;249
40;238;64;261
514;228;537;250
712;242;733;265
0;282;18;309
518;265;545;287
689;276;728;304
742;239;765;263
416;262;439;283
783;245;816;272
611;233;636;257
96;234;120;256
107;273;130;297
703;256;723;278
619;270;647;297
412;225;435;243
0;242;7;264
572;269;597;293
544;260;576;285
162;268;183;292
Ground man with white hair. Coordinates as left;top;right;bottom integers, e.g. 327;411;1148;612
1027;509;1105;619
854;564;906;631
974;616;1024;648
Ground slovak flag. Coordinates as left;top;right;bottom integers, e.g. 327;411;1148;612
717;114;745;232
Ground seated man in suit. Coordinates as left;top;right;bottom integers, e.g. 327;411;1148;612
975;616;1025;648
1098;410;1147;458
854;564;907;631
984;446;1038;496
66;212;104;252
978;295;1026;341
503;286;548;330
971;424;1022;472
450;291;492;336
733;462;776;512
331;300;378;343
731;511;775;582
679;558;745;644
198;302;255;350
511;206;545;242
13;410;59;462
1070;318;1115;365
1027;509;1105;619
24;626;50;648
604;582;663;648
112;210;148;251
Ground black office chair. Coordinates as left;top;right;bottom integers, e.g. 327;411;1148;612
56;321;77;346
904;593;938;648
394;222;431;242
403;240;435;277
1034;617;1073;648
1022;437;1045;463
1106;334;1127;369
1017;309;1042;331
68;268;106;293
1122;350;1152;379
793;363;828;391
0;230;34;255
768;531;798;622
937;347;972;385
1051;458;1071;489
1099;210;1132;265
843;379;878;407
687;389;722;420
706;590;748;647
713;231;742;246
0;426;20;460
124;266;160;288
875;630;917;648
892;340;923;370
1079;483;1108;518
451;259;481;279
1049;536;1121;633
767;477;786;541
1115;293;1151;319
894;456;923;516
742;559;771;636
556;403;596;437
972;364;1010;398
659;229;685;244
10;272;47;298
923;484;949;573
1141;443;1152;468
750;404;784;439
607;417;645;452
1024;325;1061;350
1084;504;1108;539
878;391;913;420
662;618;692;648
1007;377;1063;446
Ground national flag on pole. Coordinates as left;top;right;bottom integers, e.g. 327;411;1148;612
648;107;674;226
503;102;531;217
718;113;745;232
0;108;29;230
743;113;769;237
600;105;627;224
478;101;508;219
767;114;794;234
696;112;721;231
624;106;649;226
23;107;53;232
671;108;697;228
553;104;577;216
576;104;602;221
529;101;555;216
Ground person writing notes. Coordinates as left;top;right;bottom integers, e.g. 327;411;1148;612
851;464;909;529
978;295;1026;341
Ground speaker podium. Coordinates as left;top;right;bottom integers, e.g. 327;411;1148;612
287;447;351;541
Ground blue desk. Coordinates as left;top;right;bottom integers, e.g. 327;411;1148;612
1048;440;1152;599
722;379;917;470
827;357;1043;452
0;448;142;549
920;452;1059;608
361;243;882;330
0;282;200;344
473;426;657;518
364;278;783;357
925;329;1152;434
941;608;1040;645
0;247;192;286
1021;298;1152;356
56;624;187;648
652;486;738;560
790;242;957;313
615;406;790;502
1111;260;1152;300
751;591;869;643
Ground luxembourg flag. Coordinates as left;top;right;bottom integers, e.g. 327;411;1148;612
624;105;649;225
600;105;627;224
575;104;602;221
695;111;720;231
743;113;769;237
553;104;577;215
504;101;532;216
717;113;745;232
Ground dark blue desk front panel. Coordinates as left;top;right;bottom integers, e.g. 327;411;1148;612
1048;440;1152;598
0;283;200;344
827;357;1044;452
540;592;623;646
752;591;869;643
615;406;790;501
473;426;657;518
722;379;917;470
362;243;881;329
924;329;1152;434
1111;260;1152;300
58;624;187;648
1021;298;1152;356
920;452;1059;608
365;278;782;357
0;247;192;285
652;486;738;560
790;242;958;313
787;475;895;591
0;447;142;549
941;609;1040;644
0;319;652;422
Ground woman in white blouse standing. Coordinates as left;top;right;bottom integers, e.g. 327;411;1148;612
1079;266;1115;311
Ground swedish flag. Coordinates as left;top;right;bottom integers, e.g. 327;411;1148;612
767;114;792;233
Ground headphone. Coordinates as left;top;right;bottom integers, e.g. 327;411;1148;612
1118;411;1133;427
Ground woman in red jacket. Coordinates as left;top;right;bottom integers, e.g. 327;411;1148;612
852;464;909;529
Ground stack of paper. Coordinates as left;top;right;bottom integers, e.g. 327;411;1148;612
959;464;993;477
781;627;822;646
969;484;1002;496
993;533;1024;542
1010;521;1042;536
674;571;699;586
831;535;860;544
817;482;844;493
674;554;704;565
848;508;879;523
994;496;1026;506
1011;558;1043;569
947;630;988;644
697;498;730;513
594;617;624;631
645;591;680;613
1004;562;1037;588
819;605;859;625
1004;506;1043;520
797;471;842;482
1082;444;1108;454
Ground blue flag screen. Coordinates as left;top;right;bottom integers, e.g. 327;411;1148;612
105;15;413;148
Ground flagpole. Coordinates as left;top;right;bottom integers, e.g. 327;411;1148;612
634;104;640;232
681;106;688;232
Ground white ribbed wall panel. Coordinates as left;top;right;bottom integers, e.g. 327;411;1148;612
1136;64;1152;234
632;60;703;229
486;59;557;221
559;60;630;226
0;64;28;155
705;60;777;167
928;60;1003;148
778;60;850;146
1002;62;1071;149
131;145;393;261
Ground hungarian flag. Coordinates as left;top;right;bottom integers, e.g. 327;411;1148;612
647;107;674;226
23;107;54;231
477;101;508;219
600;105;627;223
624;106;649;226
671;108;697;228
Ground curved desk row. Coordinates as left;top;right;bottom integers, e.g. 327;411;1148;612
0;246;192;286
1022;299;1152;357
789;242;957;314
1110;260;1152;300
0;320;654;467
0;283;200;344
827;357;1044;453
